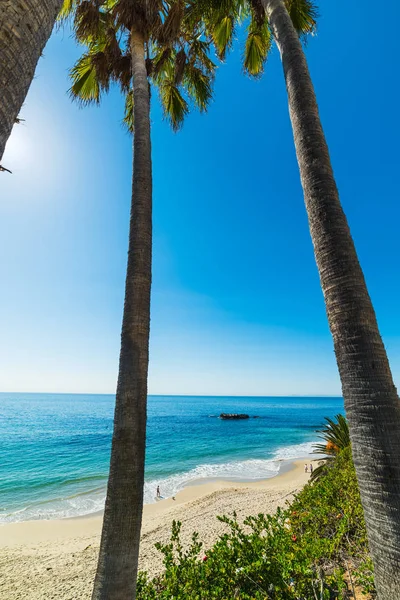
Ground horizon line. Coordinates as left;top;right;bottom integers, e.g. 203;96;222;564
0;391;343;398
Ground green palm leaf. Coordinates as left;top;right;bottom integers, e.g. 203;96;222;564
159;81;189;131
184;64;213;112
212;15;235;60
123;88;134;132
188;39;215;75
153;47;173;76
314;414;350;456
244;18;271;76
311;414;350;481
285;0;318;36
69;52;102;104
59;0;77;21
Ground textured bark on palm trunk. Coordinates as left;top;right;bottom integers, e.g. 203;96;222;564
0;0;62;162
91;29;152;600
263;0;400;596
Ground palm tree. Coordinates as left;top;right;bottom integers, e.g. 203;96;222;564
62;2;215;598
201;1;400;595
0;0;63;167
311;414;350;481
261;4;400;597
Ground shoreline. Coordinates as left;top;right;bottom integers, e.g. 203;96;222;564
1;439;318;526
0;459;312;599
0;458;310;547
0;454;309;529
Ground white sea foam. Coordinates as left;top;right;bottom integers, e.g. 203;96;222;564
143;459;280;504
143;440;316;504
271;440;316;461
0;488;107;524
0;440;317;523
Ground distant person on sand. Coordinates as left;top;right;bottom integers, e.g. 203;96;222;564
304;464;308;473
309;463;313;474
156;485;160;498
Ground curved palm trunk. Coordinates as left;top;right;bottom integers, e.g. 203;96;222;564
262;0;400;596
0;0;62;162
91;29;152;600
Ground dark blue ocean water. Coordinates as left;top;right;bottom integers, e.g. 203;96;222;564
0;394;343;522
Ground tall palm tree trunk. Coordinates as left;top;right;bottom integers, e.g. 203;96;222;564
0;0;62;162
262;0;400;596
92;28;152;600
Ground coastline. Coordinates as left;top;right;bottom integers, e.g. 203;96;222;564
0;457;307;544
0;459;312;600
2;393;340;525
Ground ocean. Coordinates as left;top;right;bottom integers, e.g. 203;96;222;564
0;394;343;523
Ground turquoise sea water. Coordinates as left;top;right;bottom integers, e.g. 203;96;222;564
0;394;343;523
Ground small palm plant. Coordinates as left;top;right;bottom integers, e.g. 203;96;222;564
311;414;350;481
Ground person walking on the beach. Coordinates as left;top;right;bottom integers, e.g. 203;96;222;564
156;485;160;498
304;464;308;473
309;463;313;474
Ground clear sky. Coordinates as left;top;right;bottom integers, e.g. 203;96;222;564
1;0;400;396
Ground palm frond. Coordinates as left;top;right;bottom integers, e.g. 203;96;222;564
174;49;187;85
74;1;104;42
184;64;213;112
188;39;215;75
185;0;239;23
285;0;318;36
159;81;189;131
244;17;271;77
310;461;329;481
123;88;134;133
152;47;173;76
113;54;132;92
314;414;350;456
212;15;235;60
69;52;103;105
159;0;184;43
58;0;78;21
311;414;350;481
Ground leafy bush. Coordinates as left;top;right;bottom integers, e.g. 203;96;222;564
137;448;375;599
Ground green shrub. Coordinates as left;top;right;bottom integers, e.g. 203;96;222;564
137;449;375;599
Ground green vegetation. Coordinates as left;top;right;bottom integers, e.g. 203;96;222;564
311;414;350;481
137;419;375;599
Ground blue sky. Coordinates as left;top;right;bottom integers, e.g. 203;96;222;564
1;0;400;395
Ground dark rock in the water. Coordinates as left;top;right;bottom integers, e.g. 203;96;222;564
220;413;250;420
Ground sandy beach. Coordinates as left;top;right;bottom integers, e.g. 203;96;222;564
0;460;310;599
